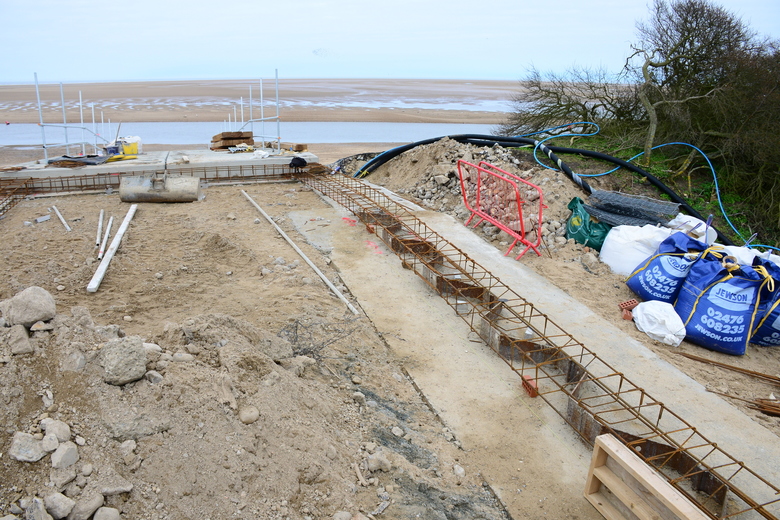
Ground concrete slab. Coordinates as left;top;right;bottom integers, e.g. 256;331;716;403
289;203;603;518
416;210;780;500
1;149;319;179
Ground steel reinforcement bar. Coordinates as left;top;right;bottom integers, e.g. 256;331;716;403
298;170;780;520
0;164;298;219
0;178;35;219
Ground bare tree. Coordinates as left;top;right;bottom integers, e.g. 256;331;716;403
634;0;755;94
628;0;757;164
498;66;638;137
632;46;720;165
499;0;780;242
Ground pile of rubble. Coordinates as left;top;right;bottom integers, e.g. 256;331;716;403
1;284;507;520
347;138;602;260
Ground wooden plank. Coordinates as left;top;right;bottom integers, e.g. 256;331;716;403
586;437;610;495
210;138;255;149
592;466;660;520
211;131;252;140
584;434;709;520
605;456;678;519
588;490;636;520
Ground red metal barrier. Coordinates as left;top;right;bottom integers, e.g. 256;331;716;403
457;160;546;259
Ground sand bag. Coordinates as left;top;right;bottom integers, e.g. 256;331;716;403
632;301;687;347
751;298;780;346
674;255;773;355
599;224;674;277
625;232;708;303
565;197;611;251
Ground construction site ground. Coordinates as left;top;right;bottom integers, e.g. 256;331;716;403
1;140;780;520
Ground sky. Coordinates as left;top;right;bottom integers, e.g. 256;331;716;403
1;0;778;84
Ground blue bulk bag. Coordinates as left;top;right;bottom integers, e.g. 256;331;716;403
625;232;707;303
674;255;773;355
752;298;780;346
749;256;780;346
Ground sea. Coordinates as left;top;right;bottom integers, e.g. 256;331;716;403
0;121;498;147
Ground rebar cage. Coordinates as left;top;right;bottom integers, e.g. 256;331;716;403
3;164;779;518
299;170;780;520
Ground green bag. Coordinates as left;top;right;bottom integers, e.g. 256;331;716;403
565;197;612;251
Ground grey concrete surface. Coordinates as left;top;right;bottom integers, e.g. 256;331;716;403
417;208;780;512
2;149;319;179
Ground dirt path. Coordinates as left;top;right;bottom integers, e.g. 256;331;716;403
291;204;601;518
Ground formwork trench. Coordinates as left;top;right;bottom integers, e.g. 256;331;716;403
0;163;296;219
299;170;780;520
3;164;779;518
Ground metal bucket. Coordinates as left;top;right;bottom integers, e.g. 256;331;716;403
119;174;201;203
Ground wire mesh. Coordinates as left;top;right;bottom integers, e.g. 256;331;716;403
0;164;298;203
587;189;680;226
0;178;34;219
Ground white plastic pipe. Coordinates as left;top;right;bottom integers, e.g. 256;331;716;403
88;205;137;293
98;215;114;260
52;206;71;232
240;190;359;315
96;209;104;247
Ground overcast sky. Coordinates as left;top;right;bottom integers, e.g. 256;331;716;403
2;0;778;84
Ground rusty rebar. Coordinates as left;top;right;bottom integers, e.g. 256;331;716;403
299;170;780;519
678;352;780;386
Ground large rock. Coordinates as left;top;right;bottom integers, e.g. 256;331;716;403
102;404;171;441
41;419;72;442
50;467;77;490
51;442;79;469
69;307;95;330
26;498;53;520
8;432;46;462
93;509;120;520
0;286;56;327
95;325;123;341
44;493;75;519
8;325;33;355
65;493;103;520
100;336;147;385
61;350;87;372
99;466;134;496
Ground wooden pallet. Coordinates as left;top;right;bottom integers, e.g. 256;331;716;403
585;434;708;520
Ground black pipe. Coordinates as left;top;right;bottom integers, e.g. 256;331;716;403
355;137;444;178
532;145;733;246
354;134;733;245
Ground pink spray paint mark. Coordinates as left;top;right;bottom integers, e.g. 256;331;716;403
365;241;383;254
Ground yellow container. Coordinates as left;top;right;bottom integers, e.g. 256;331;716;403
122;142;138;155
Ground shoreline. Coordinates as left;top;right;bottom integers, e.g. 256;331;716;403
0;78;515;125
0;78;514;166
0;106;506;125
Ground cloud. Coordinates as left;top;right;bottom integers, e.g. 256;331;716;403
1;0;776;83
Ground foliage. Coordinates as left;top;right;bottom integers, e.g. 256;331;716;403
499;0;780;246
499;67;641;137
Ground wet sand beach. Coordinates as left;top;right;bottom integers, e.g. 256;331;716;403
0;78;515;165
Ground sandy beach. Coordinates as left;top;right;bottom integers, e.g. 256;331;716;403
0;78;515;166
0;78;515;124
